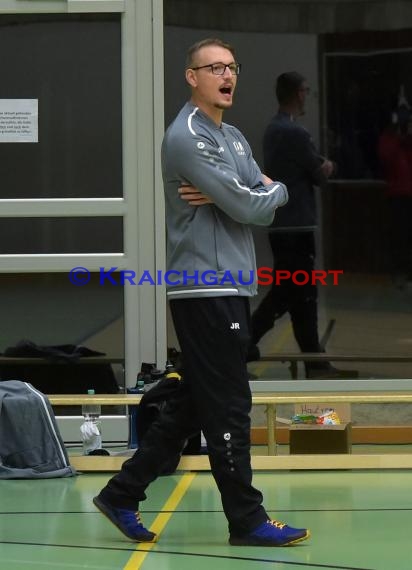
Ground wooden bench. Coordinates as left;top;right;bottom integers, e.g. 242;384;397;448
48;380;412;471
258;353;412;379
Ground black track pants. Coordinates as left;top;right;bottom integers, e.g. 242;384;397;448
99;296;268;535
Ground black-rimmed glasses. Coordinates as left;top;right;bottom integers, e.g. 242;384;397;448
191;62;241;76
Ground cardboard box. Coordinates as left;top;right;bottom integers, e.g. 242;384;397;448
294;403;351;423
289;423;352;454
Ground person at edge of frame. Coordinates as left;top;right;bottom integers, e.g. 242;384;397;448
248;71;358;380
92;39;310;547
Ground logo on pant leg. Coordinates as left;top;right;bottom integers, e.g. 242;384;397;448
230;322;240;330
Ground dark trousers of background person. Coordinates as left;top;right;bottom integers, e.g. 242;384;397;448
99;296;268;535
387;196;412;284
250;231;328;376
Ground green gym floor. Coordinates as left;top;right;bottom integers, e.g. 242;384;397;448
1;469;411;570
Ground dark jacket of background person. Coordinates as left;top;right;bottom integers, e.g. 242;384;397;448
263;110;327;230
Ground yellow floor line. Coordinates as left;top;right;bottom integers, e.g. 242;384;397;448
253;322;293;376
123;472;197;569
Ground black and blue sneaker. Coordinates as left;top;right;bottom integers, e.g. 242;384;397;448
229;519;310;546
93;495;157;542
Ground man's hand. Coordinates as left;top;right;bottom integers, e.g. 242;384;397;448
320;159;335;178
261;174;274;186
178;184;213;205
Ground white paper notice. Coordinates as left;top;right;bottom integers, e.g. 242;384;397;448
0;99;38;143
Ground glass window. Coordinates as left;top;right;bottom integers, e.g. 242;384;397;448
0;13;122;199
0;217;123;254
0;272;125;393
324;31;412;181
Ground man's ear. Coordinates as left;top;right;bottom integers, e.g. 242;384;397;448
186;68;197;88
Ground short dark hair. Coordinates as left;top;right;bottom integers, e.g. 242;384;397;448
275;72;306;104
186;38;236;69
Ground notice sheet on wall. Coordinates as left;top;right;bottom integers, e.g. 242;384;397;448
0;99;38;143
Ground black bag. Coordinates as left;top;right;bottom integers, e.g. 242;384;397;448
0;340;119;394
135;374;201;475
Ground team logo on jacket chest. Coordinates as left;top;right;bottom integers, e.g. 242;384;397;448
233;141;245;156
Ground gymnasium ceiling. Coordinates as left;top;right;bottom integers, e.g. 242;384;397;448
164;1;412;33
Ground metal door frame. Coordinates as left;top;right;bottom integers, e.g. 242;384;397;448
0;0;166;388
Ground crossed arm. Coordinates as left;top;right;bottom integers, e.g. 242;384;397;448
179;174;274;206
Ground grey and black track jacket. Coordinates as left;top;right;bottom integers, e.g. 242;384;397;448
161;102;288;299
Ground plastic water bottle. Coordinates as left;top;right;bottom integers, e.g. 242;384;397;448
80;389;102;455
136;379;145;394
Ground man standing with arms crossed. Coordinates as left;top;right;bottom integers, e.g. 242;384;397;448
93;39;310;547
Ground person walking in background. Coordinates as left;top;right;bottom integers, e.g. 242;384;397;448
249;71;354;379
378;91;412;289
93;40;310;547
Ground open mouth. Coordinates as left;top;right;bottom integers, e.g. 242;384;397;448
219;86;232;95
